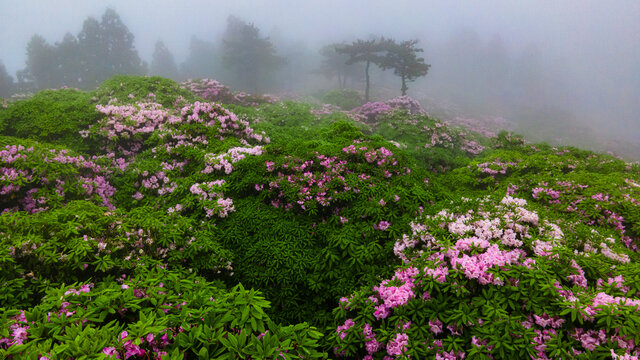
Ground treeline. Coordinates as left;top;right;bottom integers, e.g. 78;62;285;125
12;9;144;92
0;10;287;96
0;8;432;100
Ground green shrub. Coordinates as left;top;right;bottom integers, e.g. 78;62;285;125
0;200;233;309
94;75;195;108
0;89;100;152
374;112;488;172
0;267;326;359
0;137;115;213
213;124;434;325
322;89;363;110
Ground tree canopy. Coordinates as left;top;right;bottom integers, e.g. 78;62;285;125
180;36;221;80
316;43;362;89
221;16;284;93
337;38;391;102
381;39;430;95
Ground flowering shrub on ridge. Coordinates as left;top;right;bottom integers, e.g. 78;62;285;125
328;195;640;359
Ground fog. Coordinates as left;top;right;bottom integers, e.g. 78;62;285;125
1;0;639;156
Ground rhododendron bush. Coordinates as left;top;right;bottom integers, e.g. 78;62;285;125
2;75;640;359
329;196;640;359
0;267;324;359
180;78;279;107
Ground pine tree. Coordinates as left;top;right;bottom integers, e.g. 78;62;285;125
337;38;390;102
55;33;82;88
381;40;430;96
77;8;145;88
77;16;103;88
99;9;145;76
180;36;221;80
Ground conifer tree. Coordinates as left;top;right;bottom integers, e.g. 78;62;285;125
55;33;82;88
77;8;145;88
382;39;430;96
337;38;390;102
180;36;221;80
221;16;284;93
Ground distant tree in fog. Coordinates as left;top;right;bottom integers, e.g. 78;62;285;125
76;16;104;87
78;8;145;88
55;33;83;88
181;36;221;80
381;39;430;96
0;61;15;98
15;69;34;93
25;35;58;90
23;8;144;90
337;38;390;102
150;41;179;80
221;16;284;93
317;43;362;89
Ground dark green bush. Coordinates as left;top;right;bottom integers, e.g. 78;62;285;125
0;89;100;152
0;267;325;359
0;200;233;309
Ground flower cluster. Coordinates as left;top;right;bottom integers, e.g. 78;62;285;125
353;101;393;123
521;179;632;239
181;78;231;100
189;180;234;218
0;311;28;348
262;153;350;211
137;170;178;196
180;78;279;106
176;101;269;144
353;96;425;124
260;143;408;213
1;144;116;213
202;145;264;175
94;101;180;158
102;331;170;359
476;159;519;177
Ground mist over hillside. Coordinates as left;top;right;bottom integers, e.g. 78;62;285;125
1;1;639;158
0;0;640;158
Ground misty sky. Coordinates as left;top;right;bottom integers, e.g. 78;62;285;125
2;0;638;73
1;0;639;147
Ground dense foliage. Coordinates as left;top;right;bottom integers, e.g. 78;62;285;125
2;75;640;359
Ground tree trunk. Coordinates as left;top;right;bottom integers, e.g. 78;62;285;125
365;60;370;102
401;74;407;96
